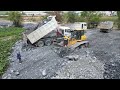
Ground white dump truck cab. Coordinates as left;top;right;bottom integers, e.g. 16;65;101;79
58;22;88;37
59;26;72;37
82;22;87;30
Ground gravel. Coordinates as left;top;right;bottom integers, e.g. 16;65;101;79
52;29;120;79
52;48;104;79
22;23;37;30
0;21;13;27
2;29;120;79
87;29;120;79
2;41;68;79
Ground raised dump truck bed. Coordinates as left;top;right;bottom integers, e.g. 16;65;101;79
23;16;58;47
26;16;58;44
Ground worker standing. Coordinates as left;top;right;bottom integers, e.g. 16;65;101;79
17;51;22;63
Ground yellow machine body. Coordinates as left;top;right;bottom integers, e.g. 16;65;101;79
63;30;87;47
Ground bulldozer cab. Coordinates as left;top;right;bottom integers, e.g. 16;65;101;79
63;29;87;46
74;30;85;40
65;30;85;40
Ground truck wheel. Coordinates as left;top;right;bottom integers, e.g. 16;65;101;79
45;39;52;46
36;40;44;47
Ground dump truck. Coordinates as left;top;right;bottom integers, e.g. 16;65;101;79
23;17;89;57
98;21;114;33
23;16;88;47
23;16;59;47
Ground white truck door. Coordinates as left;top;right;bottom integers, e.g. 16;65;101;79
81;24;84;29
83;23;87;30
64;29;71;37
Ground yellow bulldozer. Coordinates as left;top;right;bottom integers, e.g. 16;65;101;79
56;23;89;57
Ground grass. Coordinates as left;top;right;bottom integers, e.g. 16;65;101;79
100;16;118;22
0;27;24;76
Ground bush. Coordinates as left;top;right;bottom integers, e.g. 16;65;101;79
8;11;22;27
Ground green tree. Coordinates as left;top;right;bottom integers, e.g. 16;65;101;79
81;11;101;22
117;11;120;29
62;12;69;24
62;11;86;23
67;11;77;23
75;13;81;22
80;11;102;28
8;11;22;27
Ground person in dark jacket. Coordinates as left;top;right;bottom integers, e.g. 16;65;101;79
17;51;22;63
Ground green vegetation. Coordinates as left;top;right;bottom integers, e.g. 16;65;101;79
0;11;9;15
0;27;24;76
62;11;118;29
8;11;22;27
62;11;102;23
80;11;102;28
66;11;78;23
117;11;120;29
81;11;102;22
62;11;80;23
100;16;118;22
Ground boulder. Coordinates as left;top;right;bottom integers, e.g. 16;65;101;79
42;69;47;76
66;55;79;61
15;71;20;76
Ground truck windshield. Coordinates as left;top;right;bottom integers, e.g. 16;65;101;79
81;30;84;35
61;29;64;34
66;29;72;33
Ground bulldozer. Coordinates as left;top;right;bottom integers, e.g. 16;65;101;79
54;23;89;57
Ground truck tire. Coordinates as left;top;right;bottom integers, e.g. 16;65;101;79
36;40;44;47
45;39;52;46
